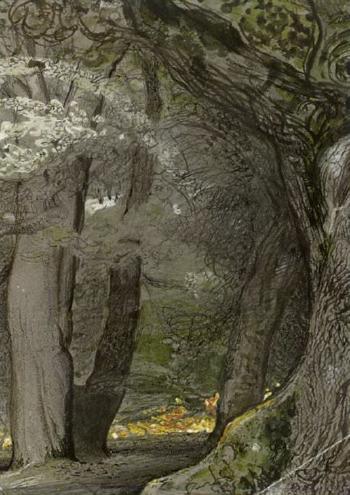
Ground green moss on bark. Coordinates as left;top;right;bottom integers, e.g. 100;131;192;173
142;395;295;494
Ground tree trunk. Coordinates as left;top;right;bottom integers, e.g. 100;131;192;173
8;240;76;466
269;137;350;494
0;236;15;452
7;157;90;466
73;255;141;458
212;221;309;442
282;256;350;493
73;139;155;457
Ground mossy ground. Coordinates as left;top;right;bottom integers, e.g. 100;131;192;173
142;394;295;494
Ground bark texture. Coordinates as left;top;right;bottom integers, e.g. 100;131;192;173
74;142;154;457
213;220;308;441
8;157;90;466
0;236;14;446
74;255;141;457
9;240;75;466
271;138;350;494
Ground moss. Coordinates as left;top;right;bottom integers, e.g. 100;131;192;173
214;396;295;493
143;395;296;494
232;0;313;70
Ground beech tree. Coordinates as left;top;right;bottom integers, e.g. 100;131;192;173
2;0;350;493
114;1;349;493
0;19;166;463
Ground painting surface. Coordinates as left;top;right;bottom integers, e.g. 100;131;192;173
0;1;349;494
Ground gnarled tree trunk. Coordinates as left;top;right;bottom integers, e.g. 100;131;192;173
213;219;309;442
271;137;350;494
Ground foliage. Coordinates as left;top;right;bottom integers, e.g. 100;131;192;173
195;0;314;68
109;398;216;439
0;1;347;485
0;96;97;178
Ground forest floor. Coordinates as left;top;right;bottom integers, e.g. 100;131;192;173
0;433;208;495
0;397;216;494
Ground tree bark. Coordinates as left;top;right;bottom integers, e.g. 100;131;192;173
7;157;90;466
212;221;309;442
73;141;155;457
73;255;141;457
9;240;76;466
0;236;15;451
264;137;350;493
